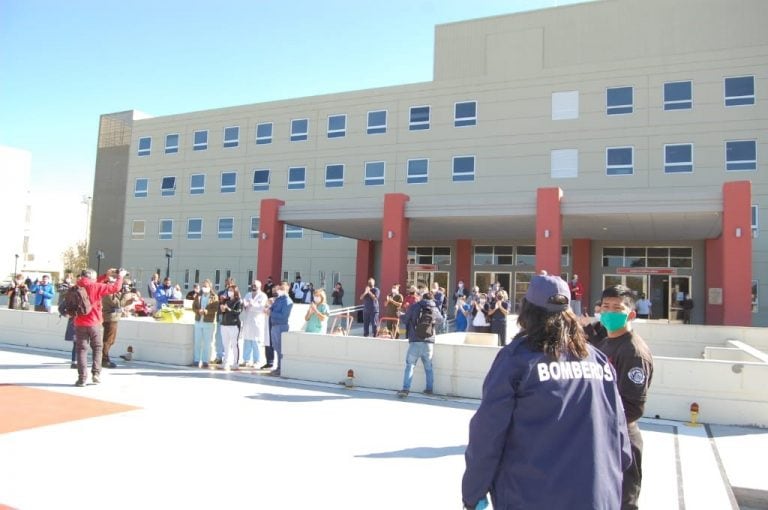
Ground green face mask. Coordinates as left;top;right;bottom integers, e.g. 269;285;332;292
600;311;629;332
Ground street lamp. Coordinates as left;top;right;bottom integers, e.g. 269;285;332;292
14;254;18;276
96;250;105;274
164;248;173;278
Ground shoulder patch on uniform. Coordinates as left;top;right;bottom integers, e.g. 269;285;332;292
628;367;646;385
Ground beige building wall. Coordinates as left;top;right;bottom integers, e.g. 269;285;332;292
95;0;767;322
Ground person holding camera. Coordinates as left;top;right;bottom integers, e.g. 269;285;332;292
359;277;380;337
100;269;130;368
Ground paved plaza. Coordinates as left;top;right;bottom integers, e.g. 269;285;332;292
0;344;766;510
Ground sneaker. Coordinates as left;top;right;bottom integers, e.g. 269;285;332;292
202;362;210;369
213;358;223;364
423;389;434;395
260;363;273;370
75;379;86;387
238;362;247;368
271;369;281;377
102;360;117;369
397;389;409;398
92;374;101;384
70;363;77;369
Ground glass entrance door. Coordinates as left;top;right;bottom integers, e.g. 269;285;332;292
669;276;691;322
408;271;449;293
474;272;512;294
603;275;647;297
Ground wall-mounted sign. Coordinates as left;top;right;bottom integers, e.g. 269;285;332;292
616;268;677;275
708;288;723;306
407;264;438;272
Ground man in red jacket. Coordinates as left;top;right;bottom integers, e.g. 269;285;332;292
73;268;125;386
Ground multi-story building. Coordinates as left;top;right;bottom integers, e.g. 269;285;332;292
90;0;767;326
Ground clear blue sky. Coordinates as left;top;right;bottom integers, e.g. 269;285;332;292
0;0;588;196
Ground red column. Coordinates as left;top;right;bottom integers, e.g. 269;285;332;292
572;238;592;303
380;193;410;297
355;240;375;305
721;181;752;326
535;187;563;276
705;237;724;325
256;199;285;282
455;239;472;288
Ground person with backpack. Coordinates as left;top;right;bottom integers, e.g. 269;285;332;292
72;268;126;387
396;290;443;398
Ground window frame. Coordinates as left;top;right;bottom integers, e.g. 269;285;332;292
137;136;151;157
724;75;755;107
409;105;431;131
327;114;347;138
325;163;344;188
285;224;303;239
290;118;309;142
134;178;149;198
160;176;177;197
452;155;476;182
664;143;694;174
605;146;635;176
550;149;579;179
256;122;273;145
288;166;306;190
187;218;203;240
252;169;270;192
189;173;205;195
164;133;179;154
364;161;385;186
131;220;145;240
249;217;260;239
725;139;757;172
223;126;240;148
406;158;429;184
193;130;208;151
454;101;477;127
663;80;693;111
220;171;237;193
606;86;634;115
159;219;174;240
217;217;234;240
367;109;387;134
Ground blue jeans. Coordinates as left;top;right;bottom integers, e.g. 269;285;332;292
242;339;260;364
401;341;434;392
363;310;378;337
270;323;289;369
215;321;224;358
193;321;215;363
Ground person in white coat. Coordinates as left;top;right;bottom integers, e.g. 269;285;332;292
240;279;269;367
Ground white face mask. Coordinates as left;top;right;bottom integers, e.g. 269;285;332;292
202;287;210;294
391;289;397;295
313;296;321;303
276;290;284;297
479;299;487;305
594;312;601;321
227;291;234;298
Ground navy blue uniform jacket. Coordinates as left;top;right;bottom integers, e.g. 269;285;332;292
462;335;632;510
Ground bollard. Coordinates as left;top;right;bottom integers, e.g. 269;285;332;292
345;369;355;388
687;402;700;427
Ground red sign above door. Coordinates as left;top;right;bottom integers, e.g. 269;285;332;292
616;267;677;275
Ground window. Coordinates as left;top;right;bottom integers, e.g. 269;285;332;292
452;155;475;182
515;246;535;266
256;122;272;144
407;159;429;184
454;101;477;127
159;219;173;240
327;115;346;138
220;171;237;193
408;246;452;265
193;130;208;151
561;246;571;267
138;137;151;156
322;232;340;239
474;246;513;266
601;247;692;268
753;205;759;238
606;147;634;176
161;176;177;196
285;224;303;239
365;161;385;186
291;118;308;141
725;76;755;106
134;178;148;198
409;106;430;130
725;140;756;171
218;217;234;239
131;220;145;240
552;91;579;120
606;86;633;115
165;133;179;154
367;110;387;134
249;217;260;239
664;144;693;173
189;174;205;195
325;164;344;188
551;149;578;178
223;126;239;148
664;81;692;110
253;169;270;192
288;167;306;190
187;218;202;240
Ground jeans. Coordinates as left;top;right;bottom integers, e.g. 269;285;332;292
622;421;644;510
363;310;378;337
193;321;215;363
75;325;103;381
242;339;260;364
270;323;289;370
215;321;224;358
401;341;434;392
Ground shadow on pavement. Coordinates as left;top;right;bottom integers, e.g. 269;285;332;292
356;445;466;459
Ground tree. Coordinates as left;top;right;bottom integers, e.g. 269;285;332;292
62;241;88;274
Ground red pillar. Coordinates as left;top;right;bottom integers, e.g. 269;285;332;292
256;199;285;282
380;193;410;297
535;187;563;276
355;240;375;305
455;239;472;288
705;237;724;325
572;238;592;304
722;181;752;326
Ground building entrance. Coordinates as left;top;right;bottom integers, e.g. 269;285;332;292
604;274;691;321
408;270;449;294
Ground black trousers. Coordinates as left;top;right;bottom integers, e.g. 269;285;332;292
622;421;644;510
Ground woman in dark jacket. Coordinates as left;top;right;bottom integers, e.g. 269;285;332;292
331;282;344;306
218;284;243;371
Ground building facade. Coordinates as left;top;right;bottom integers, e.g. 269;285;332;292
90;0;767;326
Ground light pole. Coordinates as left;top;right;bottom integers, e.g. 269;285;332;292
96;250;105;274
81;195;92;249
164;248;173;278
14;254;18;276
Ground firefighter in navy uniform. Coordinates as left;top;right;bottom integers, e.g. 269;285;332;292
596;285;654;510
462;275;631;510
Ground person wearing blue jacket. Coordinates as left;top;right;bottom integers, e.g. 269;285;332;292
30;275;55;312
462;274;631;510
155;277;173;308
268;281;293;376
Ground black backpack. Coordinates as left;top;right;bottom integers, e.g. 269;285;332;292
414;303;435;340
59;286;92;318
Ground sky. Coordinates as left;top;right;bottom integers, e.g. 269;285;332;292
0;0;590;197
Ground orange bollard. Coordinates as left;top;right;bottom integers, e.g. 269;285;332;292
687;402;700;427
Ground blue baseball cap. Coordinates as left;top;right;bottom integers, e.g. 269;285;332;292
525;274;571;312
